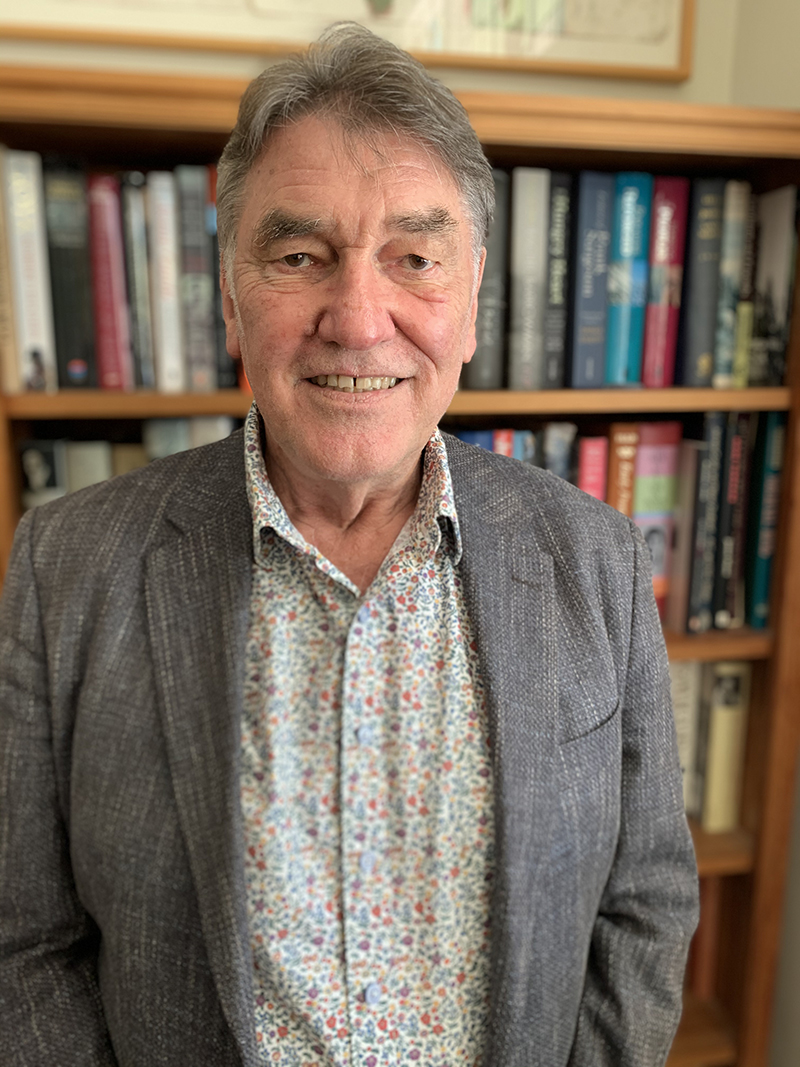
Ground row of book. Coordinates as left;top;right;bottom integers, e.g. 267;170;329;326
671;659;752;835
454;409;786;631
0;147;241;395
464;168;798;391
19;416;237;508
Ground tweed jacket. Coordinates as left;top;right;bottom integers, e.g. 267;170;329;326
0;430;698;1067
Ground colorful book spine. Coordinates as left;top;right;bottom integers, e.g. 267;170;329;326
121;171;156;389
147;171;186;394
687;412;725;633
465;168;508;390
712;412;751;629
454;430;494;451
543;172;571;388
632;420;682;618
2;149;58;391
492;429;514;456
605;422;640;516
700;661;752;833
576;436;608;501
175;164;216;392
676;179;725;386
568;171;614;388
44;170;96;388
605;172;653;386
508;167;549;389
87;174;134;391
732;194;758;389
512;429;537;464
749;185;798;386
745;411;787;628
713;181;751;388
641;177;689;389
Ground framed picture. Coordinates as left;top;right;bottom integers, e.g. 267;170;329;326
1;0;695;82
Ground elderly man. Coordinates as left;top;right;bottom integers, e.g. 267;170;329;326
0;22;697;1067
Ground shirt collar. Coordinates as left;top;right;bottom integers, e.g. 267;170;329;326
243;403;463;566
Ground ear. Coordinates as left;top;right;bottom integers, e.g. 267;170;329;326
220;254;242;360
462;246;486;366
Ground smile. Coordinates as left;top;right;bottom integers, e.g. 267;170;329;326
310;375;400;393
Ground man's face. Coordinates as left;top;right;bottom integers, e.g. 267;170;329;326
222;115;483;489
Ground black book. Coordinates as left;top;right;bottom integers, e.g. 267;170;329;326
543;172;572;388
676;178;725;386
121;171;156;389
463;169;508;390
712;411;751;628
687;411;725;633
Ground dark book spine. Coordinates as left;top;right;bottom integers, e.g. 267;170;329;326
749;185;798;386
464;169;508;390
121;173;156;389
676;178;725;386
543;172;571;389
568;171;614;388
712;412;750;628
207;165;238;390
687;411;725;632
43;170;97;388
175;165;216;392
746;411;787;627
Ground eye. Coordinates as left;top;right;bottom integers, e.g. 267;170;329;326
406;254;434;271
281;252;313;268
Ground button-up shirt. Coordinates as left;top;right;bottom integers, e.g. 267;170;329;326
240;406;494;1065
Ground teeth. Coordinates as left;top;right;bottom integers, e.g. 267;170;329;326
312;375;399;392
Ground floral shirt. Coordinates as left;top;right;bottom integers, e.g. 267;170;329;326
241;406;494;1066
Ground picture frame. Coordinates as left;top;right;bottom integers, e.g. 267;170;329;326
1;0;695;82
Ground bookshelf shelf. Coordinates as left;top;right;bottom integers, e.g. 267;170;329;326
691;821;756;877
1;389;255;420
668;995;737;1067
664;629;772;662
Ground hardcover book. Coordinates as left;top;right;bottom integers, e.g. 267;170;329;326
712;411;751;629
0;146;22;395
576;436;608;501
665;438;707;633
676;178;725;386
713;180;751;388
669;659;703;814
745;411;787;629
176;165;217;392
749;185;798;386
543;172;572;388
543;422;578;482
568;171;614;388
121;171;156;389
606;422;640;516
732;194;758;388
700;661;752;834
87;174;134;391
147;171;186;393
687;412;725;633
605;172;653;386
632;420;683;618
206;165;238;390
508;168;549;389
641;176;689;389
465;168;508;390
65;440;114;492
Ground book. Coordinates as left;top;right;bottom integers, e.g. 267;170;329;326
665;438;707;633
749;185;798;386
632;420;682;618
2;149;58;391
206;165;238;390
700;661;752;833
732;194;758;389
464;168;508;390
605;422;640;516
43;169;96;389
189;416;236;449
745;411;787;629
641;176;690;388
87;174;134;391
676;178;725;386
543;172;572;388
0;146;21;395
604;171;653;386
687;412;726;633
19;439;67;509
112;443;149;477
576;436;608;501
143;418;192;460
64;440;114;493
453;429;493;451
542;422;577;482
713;181;751;388
491;428;515;456
508;167;549;389
568;171;614;388
712;411;751;629
147;171;186;393
121;171;156;389
512;429;537;464
175;164;216;392
668;659;703;814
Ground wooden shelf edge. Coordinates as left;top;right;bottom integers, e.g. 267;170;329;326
665;628;772;662
1;389;255;419
668;995;736;1067
691;819;756;877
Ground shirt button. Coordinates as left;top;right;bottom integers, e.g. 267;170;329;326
364;982;382;1006
359;850;377;874
356;724;374;746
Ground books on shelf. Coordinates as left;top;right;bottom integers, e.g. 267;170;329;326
464;168;509;390
88;174;135;392
508;167;550;390
568;171;614;388
641;177;690;389
676;179;725;387
605;172;652;387
713;181;751;388
750;185;798;387
632;420;682;618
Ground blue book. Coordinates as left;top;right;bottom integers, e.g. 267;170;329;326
605;172;653;386
568;171;615;388
454;430;494;451
746;411;787;628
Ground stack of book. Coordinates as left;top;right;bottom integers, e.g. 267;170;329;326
454;409;786;631
0;147;241;395
465;167;797;391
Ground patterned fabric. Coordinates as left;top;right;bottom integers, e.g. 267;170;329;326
240;406;494;1066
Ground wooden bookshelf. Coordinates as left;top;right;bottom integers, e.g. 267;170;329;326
668;995;737;1067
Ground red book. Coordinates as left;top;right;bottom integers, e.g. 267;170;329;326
492;429;515;456
641;177;690;388
577;436;608;501
88;174;134;390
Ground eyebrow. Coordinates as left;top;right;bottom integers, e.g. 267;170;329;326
251;205;459;250
385;207;460;236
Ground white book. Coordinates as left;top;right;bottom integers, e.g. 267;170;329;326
508;167;550;390
2;149;57;391
701;661;752;833
0;146;22;395
668;659;703;815
143;418;191;460
65;441;113;493
189;416;235;449
147;171;186;393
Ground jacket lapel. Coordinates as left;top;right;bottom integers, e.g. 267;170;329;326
446;436;559;1067
145;436;258;1067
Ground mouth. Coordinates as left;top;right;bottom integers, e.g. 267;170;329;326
308;374;401;393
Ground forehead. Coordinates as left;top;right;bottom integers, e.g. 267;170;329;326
238;115;471;237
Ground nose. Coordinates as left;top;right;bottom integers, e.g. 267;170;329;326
315;258;396;351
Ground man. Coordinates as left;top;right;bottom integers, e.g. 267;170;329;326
0;23;698;1067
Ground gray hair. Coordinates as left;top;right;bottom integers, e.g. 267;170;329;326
216;22;494;265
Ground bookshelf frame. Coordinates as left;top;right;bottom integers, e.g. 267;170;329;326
2;66;800;1067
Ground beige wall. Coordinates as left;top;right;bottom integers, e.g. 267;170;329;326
732;0;800;109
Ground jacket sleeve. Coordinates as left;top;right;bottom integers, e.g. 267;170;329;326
0;511;118;1066
568;524;700;1067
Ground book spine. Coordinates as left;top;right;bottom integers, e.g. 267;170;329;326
3;150;58;391
175;165;216;392
666;439;706;633
713;181;751;388
508;168;549;389
712;412;750;629
43;170;97;389
668;659;703;813
576;436;608;500
0;147;22;394
147;171;186;394
464;168;508;390
701;661;752;833
512;429;537;464
732;193;758;389
605;422;639;516
605;172;653;386
87;174;134;391
543;172;571;389
746;411;787;628
687;412;725;633
749;185;798;386
206;165;238;390
492;429;514;456
121;173;156;389
676;178;725;386
543;422;578;482
641;177;690;388
632;420;683;617
568;171;614;388
455;430;494;451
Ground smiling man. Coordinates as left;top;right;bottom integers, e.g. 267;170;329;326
0;22;697;1067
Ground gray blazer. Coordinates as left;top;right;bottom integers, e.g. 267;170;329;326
0;430;698;1067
